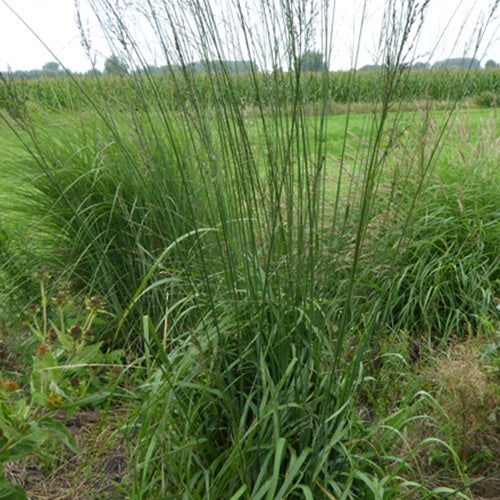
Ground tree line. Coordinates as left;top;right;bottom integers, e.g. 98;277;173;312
3;53;499;80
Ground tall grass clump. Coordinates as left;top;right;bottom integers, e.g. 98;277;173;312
0;107;205;333
383;114;499;344
1;0;498;496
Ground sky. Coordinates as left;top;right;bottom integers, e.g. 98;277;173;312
0;0;499;73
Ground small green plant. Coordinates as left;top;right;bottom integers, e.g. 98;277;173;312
0;376;79;498
362;329;416;416
23;270;123;410
475;90;498;107
0;270;124;496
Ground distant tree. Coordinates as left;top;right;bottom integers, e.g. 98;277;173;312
104;55;128;75
42;62;60;72
185;59;258;73
359;64;382;71
224;60;258;73
40;61;64;78
432;58;480;69
143;64;164;75
358;61;426;71
84;68;102;77
411;61;429;70
11;69;44;79
485;59;498;68
299;51;325;72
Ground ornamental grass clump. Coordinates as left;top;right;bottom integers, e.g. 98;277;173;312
382;115;499;344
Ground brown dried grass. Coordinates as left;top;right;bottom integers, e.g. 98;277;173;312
407;336;500;498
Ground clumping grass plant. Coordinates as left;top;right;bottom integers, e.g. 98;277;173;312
0;0;498;497
365;111;499;347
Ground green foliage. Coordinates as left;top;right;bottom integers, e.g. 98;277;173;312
42;62;60;72
40;62;64;78
0;0;498;496
475;90;498;107
0;73;27;120
104;55;128;76
299;50;326;72
363;329;415;415
0;221;40;328
23;273;122;408
0;391;78;496
129;314;401;498
0;108;205;340
383;127;499;343
185;59;258;73
2;80;498;498
0;475;27;499
1;68;499;113
432;57;481;69
0;272;126;495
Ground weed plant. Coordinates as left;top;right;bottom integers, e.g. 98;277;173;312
0;0;498;497
0;269;125;497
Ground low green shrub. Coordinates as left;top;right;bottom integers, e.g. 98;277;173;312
475;90;498;107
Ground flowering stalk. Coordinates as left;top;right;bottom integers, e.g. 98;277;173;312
34;269;52;340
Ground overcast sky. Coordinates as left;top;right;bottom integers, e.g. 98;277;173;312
0;0;499;72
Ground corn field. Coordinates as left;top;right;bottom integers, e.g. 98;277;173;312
1;67;499;114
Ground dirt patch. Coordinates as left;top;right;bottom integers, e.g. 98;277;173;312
4;406;131;499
